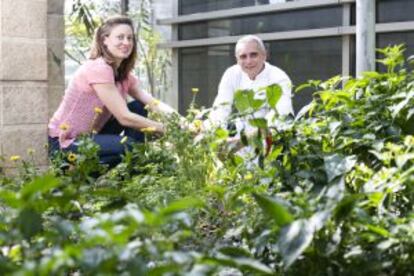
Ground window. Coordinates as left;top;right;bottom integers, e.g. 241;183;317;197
179;6;342;40
377;32;414;71
351;0;414;25
179;45;234;114
179;0;299;15
268;37;342;112
178;37;342;114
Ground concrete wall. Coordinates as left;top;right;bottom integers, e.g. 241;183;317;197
0;0;65;168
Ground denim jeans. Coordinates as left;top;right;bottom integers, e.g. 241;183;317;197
48;100;147;168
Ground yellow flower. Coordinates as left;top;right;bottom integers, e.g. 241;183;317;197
67;153;77;163
141;127;156;133
244;173;253;181
193;119;203;130
151;99;160;106
120;136;128;144
59;123;70;131
94;107;103;114
27;148;35;155
8;244;22;262
404;135;414;146
191;88;199;94
10;155;21;162
145;100;160;111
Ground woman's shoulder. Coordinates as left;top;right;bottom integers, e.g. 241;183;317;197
77;57;113;77
82;57;111;69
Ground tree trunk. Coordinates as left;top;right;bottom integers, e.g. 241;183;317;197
121;0;129;15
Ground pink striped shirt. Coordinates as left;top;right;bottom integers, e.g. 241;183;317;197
48;57;138;148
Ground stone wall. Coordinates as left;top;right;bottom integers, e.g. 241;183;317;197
0;0;65;169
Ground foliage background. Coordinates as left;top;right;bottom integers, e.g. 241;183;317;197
1;46;414;275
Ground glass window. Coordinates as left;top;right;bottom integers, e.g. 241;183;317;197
351;0;414;25
179;6;342;40
178;45;234;114
179;0;300;15
377;0;414;23
377;32;414;72
178;37;342;114
268;37;342;112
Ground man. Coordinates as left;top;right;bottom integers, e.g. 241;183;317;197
207;35;293;144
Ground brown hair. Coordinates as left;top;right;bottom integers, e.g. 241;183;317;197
90;16;137;81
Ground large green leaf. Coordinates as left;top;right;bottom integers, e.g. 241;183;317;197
333;195;361;221
234;89;264;113
204;254;273;275
159;197;204;217
252;193;293;227
234;89;251;112
278;210;330;268
219;246;251;257
17;208;43;240
21;174;60;201
324;154;357;182
248;118;267;129
266;84;282;108
278;219;314;268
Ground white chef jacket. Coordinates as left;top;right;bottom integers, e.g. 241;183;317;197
207;62;293;135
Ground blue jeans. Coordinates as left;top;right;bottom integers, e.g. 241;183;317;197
48;100;147;168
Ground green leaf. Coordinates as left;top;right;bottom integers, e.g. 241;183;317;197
366;224;390;238
248;118;267;128
266;84;282;108
240;129;248;146
159;197;204;217
295;102;315;120
268;144;283;161
219;247;251;257
21;174;60;201
17;208;43;240
295;82;312;93
334;195;360;221
324;154;357;182
215;128;229;140
204;255;273;275
234;89;264;113
0;190;20;208
278;219;314;268
252;193;293;227
234;89;252;113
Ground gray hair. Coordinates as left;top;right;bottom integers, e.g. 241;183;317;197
235;35;266;56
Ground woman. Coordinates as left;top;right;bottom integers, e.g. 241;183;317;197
48;16;175;167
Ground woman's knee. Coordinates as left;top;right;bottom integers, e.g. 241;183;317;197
128;100;148;117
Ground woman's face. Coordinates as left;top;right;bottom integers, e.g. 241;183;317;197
103;24;134;64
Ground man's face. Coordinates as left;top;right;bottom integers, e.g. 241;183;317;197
236;41;266;80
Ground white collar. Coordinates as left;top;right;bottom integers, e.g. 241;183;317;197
240;62;268;81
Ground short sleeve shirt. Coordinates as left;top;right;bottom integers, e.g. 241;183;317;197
48;57;139;148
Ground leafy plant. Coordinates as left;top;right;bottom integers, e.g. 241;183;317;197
1;45;414;274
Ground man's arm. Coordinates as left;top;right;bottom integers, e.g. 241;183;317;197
276;77;294;116
206;67;236;128
270;66;294;116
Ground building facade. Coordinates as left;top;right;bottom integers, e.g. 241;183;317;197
0;0;65;170
159;0;414;114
